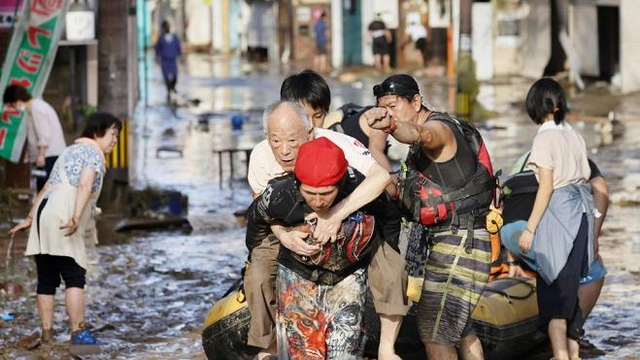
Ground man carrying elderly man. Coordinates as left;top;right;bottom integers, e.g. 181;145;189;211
246;136;402;359
244;100;409;360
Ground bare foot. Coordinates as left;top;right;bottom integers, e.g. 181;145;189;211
256;342;277;360
256;352;275;360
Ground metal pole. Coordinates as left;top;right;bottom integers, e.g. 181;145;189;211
210;0;214;51
397;0;405;68
447;0;455;113
69;46;78;130
143;0;148;107
288;0;294;62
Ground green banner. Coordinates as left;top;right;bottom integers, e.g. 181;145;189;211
0;0;69;163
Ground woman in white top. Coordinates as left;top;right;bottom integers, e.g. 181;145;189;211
3;85;67;191
519;78;595;360
10;112;121;351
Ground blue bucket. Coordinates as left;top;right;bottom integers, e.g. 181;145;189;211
231;114;244;131
168;194;184;215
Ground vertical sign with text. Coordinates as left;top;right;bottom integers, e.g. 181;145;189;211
0;0;69;162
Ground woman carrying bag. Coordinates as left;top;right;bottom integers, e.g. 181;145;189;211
518;78;596;360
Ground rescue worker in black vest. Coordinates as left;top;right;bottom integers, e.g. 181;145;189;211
246;137;404;359
364;74;494;360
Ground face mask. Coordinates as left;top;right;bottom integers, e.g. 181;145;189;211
16;103;26;112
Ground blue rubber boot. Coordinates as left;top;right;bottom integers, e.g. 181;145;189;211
70;328;101;356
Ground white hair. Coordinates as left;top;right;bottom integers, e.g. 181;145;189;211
262;101;311;133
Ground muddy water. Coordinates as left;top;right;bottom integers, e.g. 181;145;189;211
1;54;639;359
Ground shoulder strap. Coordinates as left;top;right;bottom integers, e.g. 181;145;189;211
428;111;480;149
328;122;345;134
440;166;495;203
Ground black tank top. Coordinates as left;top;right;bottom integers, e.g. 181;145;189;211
332;106;391;154
338;107;372;148
408;114;477;191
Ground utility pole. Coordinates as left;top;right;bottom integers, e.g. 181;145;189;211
459;0;472;51
396;0;405;68
456;0;477;120
98;0;135;118
446;0;455;113
222;0;230;54
180;0;187;42
98;0;137;206
288;0;295;63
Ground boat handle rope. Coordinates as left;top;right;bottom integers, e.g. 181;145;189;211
483;278;536;304
222;265;248;303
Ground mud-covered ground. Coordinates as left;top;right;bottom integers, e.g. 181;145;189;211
1;53;639;359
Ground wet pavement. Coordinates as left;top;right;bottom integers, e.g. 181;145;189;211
1;52;640;359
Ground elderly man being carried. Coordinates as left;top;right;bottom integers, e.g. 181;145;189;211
245;101;409;360
247;137;404;359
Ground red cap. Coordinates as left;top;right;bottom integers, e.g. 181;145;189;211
295;137;348;187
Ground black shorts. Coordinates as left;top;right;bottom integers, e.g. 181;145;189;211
415;38;427;52
34;254;86;295
372;37;390;55
316;43;327;55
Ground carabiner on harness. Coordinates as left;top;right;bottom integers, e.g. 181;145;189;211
465;211;476;254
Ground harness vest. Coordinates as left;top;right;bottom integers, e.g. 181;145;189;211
398;112;496;233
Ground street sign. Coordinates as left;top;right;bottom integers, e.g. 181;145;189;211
0;0;70;163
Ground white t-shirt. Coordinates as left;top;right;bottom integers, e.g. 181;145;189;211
248;128;376;194
528;121;591;189
26;99;66;162
406;24;427;42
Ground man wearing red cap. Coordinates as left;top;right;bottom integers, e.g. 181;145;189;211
245;101;408;360
246;137;403;359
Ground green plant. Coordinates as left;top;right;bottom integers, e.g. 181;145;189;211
80;104;97;118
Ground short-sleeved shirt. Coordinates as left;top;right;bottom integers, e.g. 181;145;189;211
406;23;427;42
503;157;602;225
528;121;591;189
48;143;105;193
26;99;66;162
368;20;386;39
155;33;182;61
314;19;327;47
247;128;376;194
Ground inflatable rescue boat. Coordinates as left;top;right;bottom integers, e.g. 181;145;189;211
201;276;545;360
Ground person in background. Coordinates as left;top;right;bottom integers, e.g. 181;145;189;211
3;85;66;191
155;20;182;101
578;169;608;319
279;70;331;128
518;78;595;360
405;21;428;67
313;11;329;74
9;112;121;354
368;13;391;72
